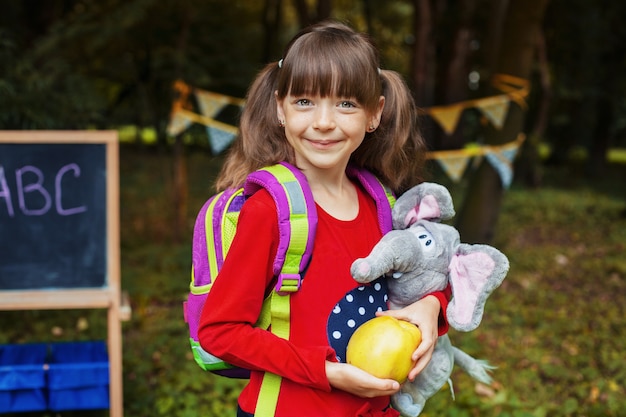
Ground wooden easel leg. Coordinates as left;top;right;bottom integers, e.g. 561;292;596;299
108;306;124;417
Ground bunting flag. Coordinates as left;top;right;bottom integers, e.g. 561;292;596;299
194;89;244;154
484;136;525;188
166;111;193;137
167;80;244;154
475;95;510;129
196;90;229;119
435;155;472;182
207;126;237;155
428;146;482;183
428;105;465;135
491;73;529;110
166;77;528;186
423;74;529;135
427;134;525;188
195;89;245;118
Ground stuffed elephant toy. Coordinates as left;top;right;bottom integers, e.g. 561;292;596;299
351;182;510;417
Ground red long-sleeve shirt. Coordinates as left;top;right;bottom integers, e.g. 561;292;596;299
198;184;449;416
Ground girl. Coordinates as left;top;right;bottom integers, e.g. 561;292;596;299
198;20;449;417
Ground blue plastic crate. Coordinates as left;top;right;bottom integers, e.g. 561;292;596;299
47;341;109;411
0;343;48;413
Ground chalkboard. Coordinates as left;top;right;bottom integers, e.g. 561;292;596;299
0;138;109;290
0;131;125;417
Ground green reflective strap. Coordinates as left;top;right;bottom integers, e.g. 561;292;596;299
267;291;291;339
381;183;396;209
204;192;223;281
189;338;234;371
255;372;283;416
203;189;243;283
254;164;311;415
255;291;291;416
255;295;272;330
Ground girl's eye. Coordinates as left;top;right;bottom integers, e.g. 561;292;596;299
339;100;356;108
295;99;312;106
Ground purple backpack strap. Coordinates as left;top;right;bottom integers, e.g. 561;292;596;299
346;165;395;234
244;162;317;293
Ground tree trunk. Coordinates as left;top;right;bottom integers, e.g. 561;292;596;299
435;0;477;150
316;0;332;21
362;0;374;35
171;1;192;243
456;0;550;244
292;0;332;27
411;0;435;107
587;92;612;178
516;27;550;188
262;0;283;63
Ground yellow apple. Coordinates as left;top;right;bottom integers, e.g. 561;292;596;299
346;315;422;383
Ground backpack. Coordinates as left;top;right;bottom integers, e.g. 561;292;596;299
183;162;395;412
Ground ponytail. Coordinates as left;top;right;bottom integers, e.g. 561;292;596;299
215;62;294;191
352;70;427;194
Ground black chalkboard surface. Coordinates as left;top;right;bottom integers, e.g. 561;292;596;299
0;142;107;290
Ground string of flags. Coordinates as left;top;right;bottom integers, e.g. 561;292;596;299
422;74;529;134
167;80;244;155
427;133;525;188
167;74;529;187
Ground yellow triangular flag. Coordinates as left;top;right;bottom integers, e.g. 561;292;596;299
195;90;230;119
166;110;193;137
476;95;510;129
428;105;465;135
436;154;472;183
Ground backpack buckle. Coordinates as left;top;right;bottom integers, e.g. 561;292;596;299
275;273;302;294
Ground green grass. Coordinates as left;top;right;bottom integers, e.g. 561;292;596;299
1;146;625;417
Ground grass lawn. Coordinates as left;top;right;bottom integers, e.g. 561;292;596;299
1;145;625;417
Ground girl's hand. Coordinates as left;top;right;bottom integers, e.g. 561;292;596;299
325;361;401;398
376;295;441;381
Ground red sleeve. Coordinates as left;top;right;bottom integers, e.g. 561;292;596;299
424;284;451;336
197;190;334;391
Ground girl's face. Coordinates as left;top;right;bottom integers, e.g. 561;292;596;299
276;92;384;173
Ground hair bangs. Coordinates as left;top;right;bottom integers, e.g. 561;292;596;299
277;33;381;111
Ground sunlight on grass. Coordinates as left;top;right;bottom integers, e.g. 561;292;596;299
609;148;626;163
118;125;158;144
538;143;626;164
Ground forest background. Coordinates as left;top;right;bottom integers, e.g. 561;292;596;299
0;0;625;416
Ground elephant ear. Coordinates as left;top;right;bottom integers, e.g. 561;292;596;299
392;182;456;230
447;244;510;332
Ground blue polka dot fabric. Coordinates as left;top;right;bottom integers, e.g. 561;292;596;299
327;277;389;363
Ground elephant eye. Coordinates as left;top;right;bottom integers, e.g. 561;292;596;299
414;226;436;255
419;234;432;246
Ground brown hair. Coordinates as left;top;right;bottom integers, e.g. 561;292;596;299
215;20;426;195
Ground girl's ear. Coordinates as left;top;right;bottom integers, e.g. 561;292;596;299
369;95;385;129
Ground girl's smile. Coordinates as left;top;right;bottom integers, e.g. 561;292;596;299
276;93;384;172
306;138;342;147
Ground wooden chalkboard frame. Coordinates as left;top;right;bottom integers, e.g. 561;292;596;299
0;131;126;417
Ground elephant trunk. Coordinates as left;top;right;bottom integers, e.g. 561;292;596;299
351;230;422;283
